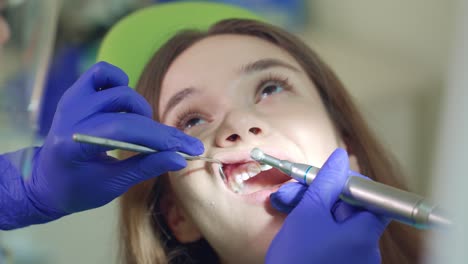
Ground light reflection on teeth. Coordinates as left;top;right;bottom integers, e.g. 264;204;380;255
227;162;274;194
236;175;244;187
260;164;272;171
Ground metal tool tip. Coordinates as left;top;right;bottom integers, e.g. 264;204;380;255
250;148;265;161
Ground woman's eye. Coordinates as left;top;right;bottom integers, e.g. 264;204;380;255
183;117;206;130
259;82;285;100
176;113;207;131
175;109;210;131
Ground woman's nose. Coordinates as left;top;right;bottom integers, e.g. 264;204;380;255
215;109;269;147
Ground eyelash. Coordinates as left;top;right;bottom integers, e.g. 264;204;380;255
174;74;293;131
255;73;292;101
174;107;207;131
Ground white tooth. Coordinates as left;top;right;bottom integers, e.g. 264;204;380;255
235;175;244;185
260;164;273;171
248;170;258;178
247;164;261;178
242;172;250;181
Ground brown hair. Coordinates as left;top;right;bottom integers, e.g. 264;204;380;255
119;19;424;264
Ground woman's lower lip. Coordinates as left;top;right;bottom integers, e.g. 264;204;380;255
237;184;283;206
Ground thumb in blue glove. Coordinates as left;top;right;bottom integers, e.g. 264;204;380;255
266;148;390;264
0;62;204;230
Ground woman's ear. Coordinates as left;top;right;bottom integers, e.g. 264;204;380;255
159;185;202;243
338;139;361;173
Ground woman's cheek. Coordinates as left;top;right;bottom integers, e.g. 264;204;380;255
268;103;339;164
170;167;219;206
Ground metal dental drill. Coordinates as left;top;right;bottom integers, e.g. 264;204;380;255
250;148;452;229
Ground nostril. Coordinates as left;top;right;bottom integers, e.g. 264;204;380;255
226;134;239;142
249;127;261;135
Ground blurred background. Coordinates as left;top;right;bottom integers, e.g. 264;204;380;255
0;0;466;263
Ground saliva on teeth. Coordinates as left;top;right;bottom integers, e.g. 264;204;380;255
227;163;272;193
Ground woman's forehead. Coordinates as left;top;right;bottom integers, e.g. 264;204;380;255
168;34;298;74
158;34;301;109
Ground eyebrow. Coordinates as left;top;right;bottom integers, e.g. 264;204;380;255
161;87;198;121
161;59;300;120
239;58;300;74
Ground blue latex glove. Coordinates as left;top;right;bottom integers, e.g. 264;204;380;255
0;62;204;230
266;149;390;264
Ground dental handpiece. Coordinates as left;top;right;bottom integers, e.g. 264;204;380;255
250;148;451;229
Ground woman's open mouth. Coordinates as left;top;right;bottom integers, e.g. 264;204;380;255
222;161;291;194
211;148;297;206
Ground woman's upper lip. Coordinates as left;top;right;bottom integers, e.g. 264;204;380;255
212;150;254;165
212;147;295;165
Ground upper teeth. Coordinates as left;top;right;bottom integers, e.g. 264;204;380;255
225;162;274;193
233;163;273;185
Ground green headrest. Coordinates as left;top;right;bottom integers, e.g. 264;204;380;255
97;2;262;88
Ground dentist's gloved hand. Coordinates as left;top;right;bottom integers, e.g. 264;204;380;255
266;149;390;264
0;62;203;230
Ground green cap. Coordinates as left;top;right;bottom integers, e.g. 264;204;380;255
97;2;262;88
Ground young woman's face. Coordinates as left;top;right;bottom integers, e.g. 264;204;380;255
158;34;342;263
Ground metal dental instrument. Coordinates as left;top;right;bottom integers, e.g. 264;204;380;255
72;133;226;180
250;148;451;229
